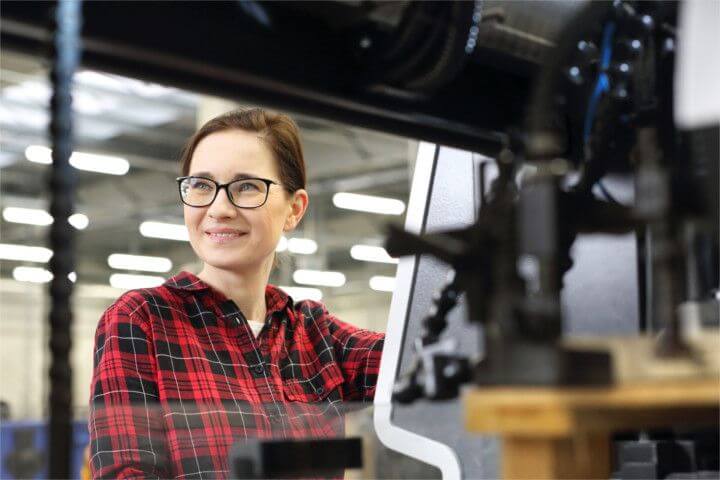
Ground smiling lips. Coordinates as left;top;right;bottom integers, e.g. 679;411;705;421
204;228;246;244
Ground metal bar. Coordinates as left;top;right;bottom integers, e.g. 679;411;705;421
47;0;81;477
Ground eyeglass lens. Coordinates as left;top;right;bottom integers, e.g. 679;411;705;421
180;177;269;208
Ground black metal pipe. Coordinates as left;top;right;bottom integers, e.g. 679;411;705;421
47;0;81;477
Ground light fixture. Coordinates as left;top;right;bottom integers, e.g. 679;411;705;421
292;269;346;287
350;245;398;264
2;207;53;226
3;81;50;104
0;244;53;263
12;266;76;284
276;236;288;252
68;213;89;230
278;285;323;301
139;221;189;241
287;238;318;255
332;192;405;215
70;151;129;175
107;253;172;273
109;273;164;289
24;145;52;164
2;207;90;230
25;145;130;175
369;275;395;292
13;266;52;283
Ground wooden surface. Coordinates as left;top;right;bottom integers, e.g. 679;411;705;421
563;330;720;383
464;379;720;479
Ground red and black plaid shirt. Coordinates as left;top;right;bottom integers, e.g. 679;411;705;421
89;271;384;479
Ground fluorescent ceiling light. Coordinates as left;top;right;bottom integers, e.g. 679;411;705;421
332;192;405;215
13;266;52;283
2;207;90;229
293;269;346;287
108;253;172;273
109;273;164;289
3;207;53;226
139;221;189;241
69;151;129;175
0;104;49;130
0;244;53;263
278;285;323;301
68;213;89;230
350;245;398;264
75;71;127;92
287;238;318;255
12;266;76;284
276;236;288;252
3;81;50;104
25;145;130;175
369;275;396;292
76;71;177;98
73;90;117;115
24;145;52;164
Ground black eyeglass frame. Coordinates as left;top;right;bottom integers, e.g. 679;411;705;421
176;175;281;209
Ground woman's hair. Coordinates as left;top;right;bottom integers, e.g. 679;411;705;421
179;108;306;192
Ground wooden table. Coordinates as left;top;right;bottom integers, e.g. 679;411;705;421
464;379;720;479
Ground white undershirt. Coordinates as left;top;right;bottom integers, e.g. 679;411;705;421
246;319;265;338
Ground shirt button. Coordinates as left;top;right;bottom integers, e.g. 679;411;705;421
315;386;324;395
254;364;264;375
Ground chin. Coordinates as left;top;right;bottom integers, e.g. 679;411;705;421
198;249;271;273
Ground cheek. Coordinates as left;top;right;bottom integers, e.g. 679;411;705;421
184;207;205;235
249;210;284;243
183;207;194;226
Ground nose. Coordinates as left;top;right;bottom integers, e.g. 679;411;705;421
207;186;238;219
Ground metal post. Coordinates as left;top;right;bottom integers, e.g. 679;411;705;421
47;0;81;477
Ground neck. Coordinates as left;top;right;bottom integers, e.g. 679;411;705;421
197;258;273;321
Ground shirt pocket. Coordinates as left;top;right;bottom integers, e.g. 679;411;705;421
281;362;345;439
282;361;345;403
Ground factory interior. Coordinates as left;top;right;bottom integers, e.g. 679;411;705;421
0;1;718;479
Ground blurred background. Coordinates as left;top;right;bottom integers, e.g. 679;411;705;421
0;48;417;427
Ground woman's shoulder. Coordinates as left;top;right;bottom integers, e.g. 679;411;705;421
101;283;178;322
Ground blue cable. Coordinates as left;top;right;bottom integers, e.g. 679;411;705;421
583;22;616;144
583;22;621;204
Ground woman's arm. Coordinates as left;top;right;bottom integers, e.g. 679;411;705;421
88;295;168;479
322;307;385;402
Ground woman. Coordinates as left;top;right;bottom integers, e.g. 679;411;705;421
89;108;385;479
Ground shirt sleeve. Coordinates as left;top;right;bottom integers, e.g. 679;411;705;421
323;307;384;402
88;294;168;479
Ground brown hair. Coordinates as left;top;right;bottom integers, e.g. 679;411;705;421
180;108;306;192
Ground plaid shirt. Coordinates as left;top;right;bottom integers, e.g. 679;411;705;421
89;271;384;479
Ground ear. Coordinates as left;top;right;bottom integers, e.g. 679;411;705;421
283;189;309;232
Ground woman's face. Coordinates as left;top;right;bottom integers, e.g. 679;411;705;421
184;129;307;275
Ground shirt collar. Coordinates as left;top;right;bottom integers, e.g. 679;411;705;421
164;271;292;316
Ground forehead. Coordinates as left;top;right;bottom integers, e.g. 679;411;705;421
189;129;278;178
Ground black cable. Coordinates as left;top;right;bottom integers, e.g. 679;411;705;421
48;0;81;478
525;1;614;159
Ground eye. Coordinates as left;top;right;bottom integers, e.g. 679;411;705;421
237;181;261;192
190;178;213;191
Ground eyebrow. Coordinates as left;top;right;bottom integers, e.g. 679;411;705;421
190;172;258;181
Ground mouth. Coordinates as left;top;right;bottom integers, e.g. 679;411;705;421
204;230;247;243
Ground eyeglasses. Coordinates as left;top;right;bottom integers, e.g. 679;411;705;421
176;176;280;209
